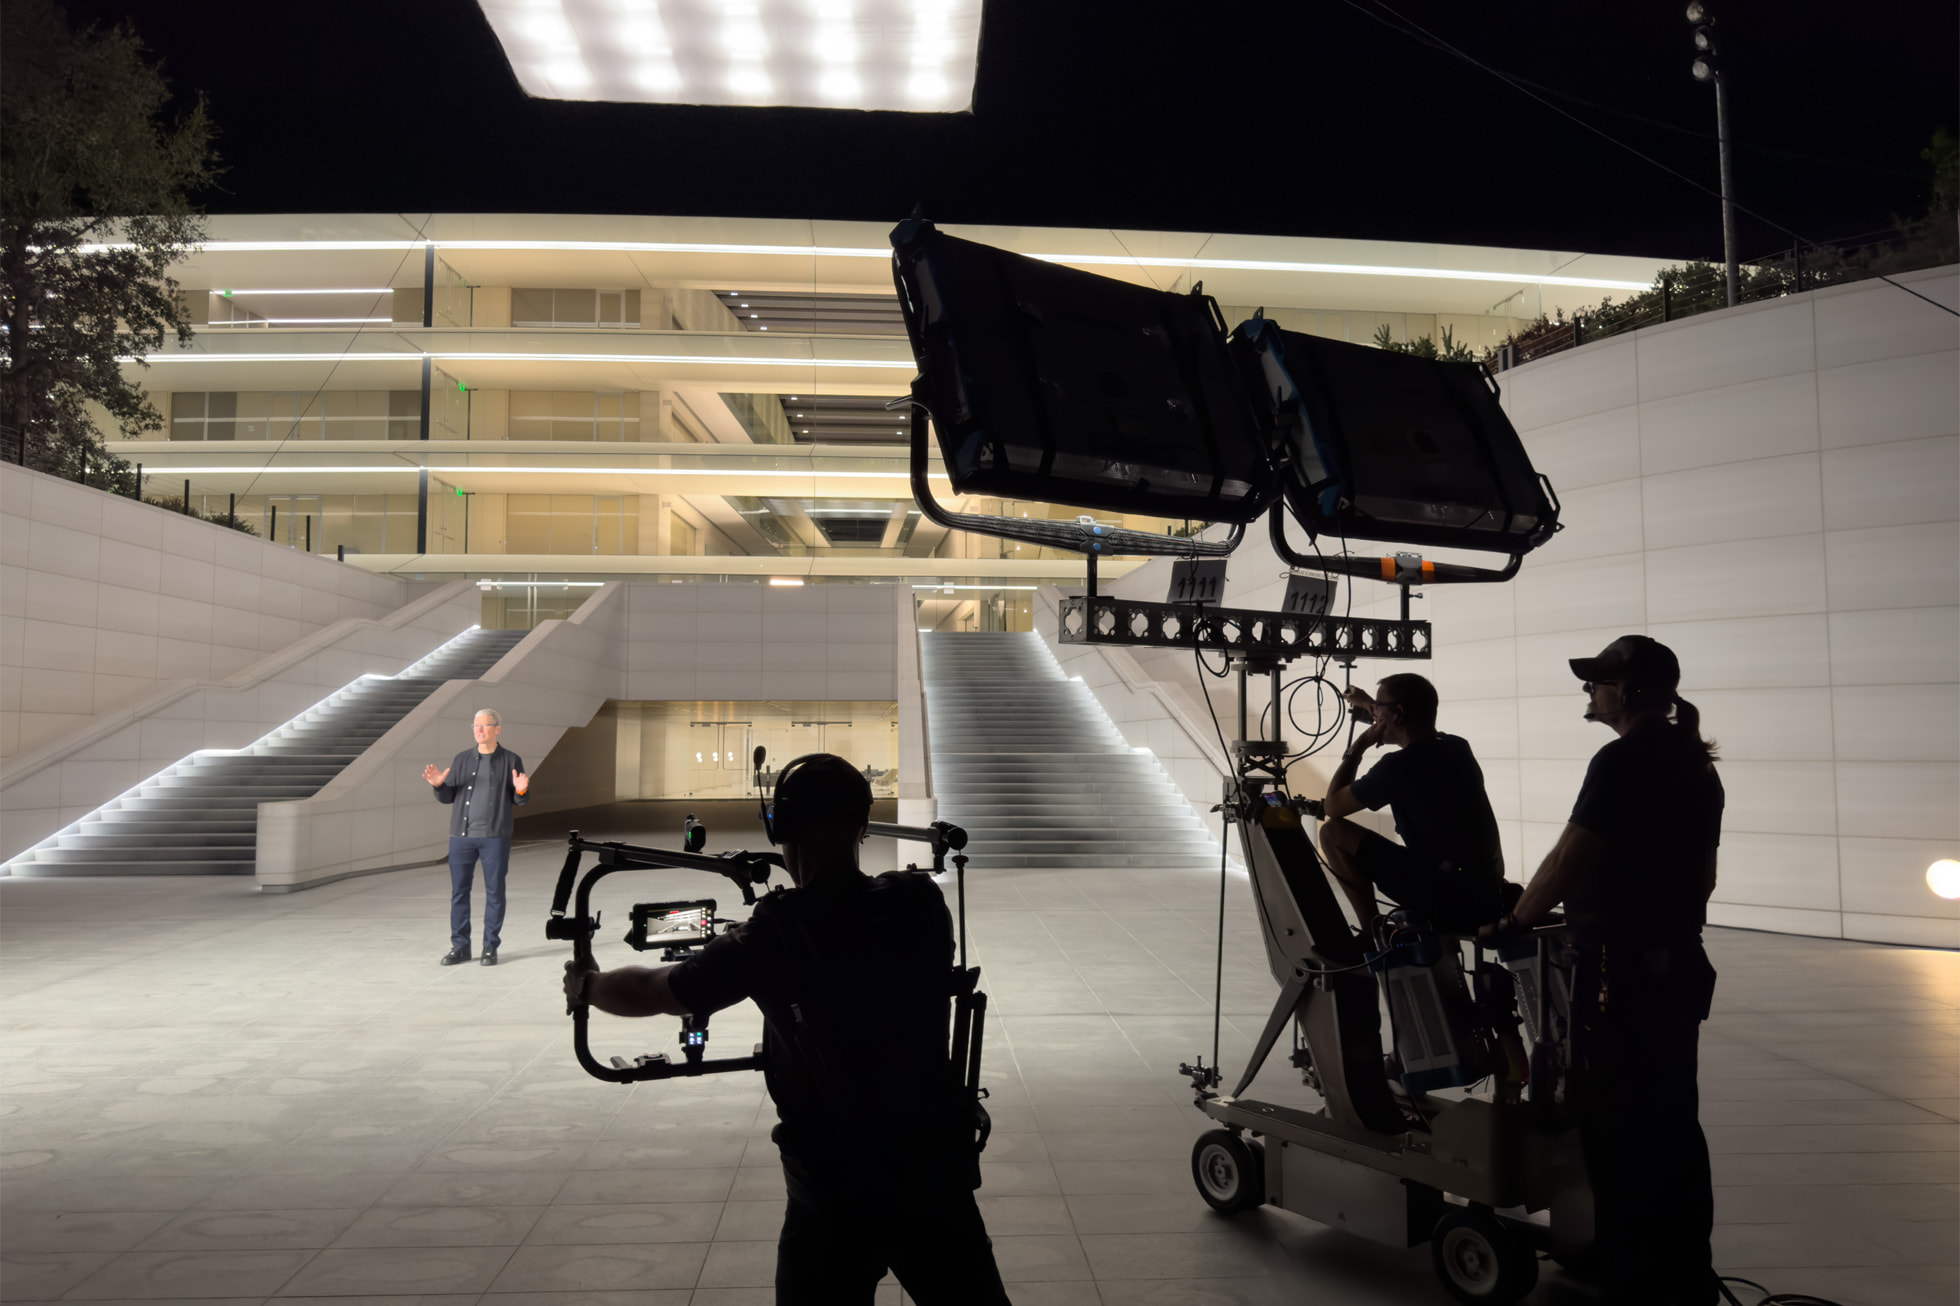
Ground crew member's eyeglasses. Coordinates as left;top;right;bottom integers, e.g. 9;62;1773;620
1582;680;1618;692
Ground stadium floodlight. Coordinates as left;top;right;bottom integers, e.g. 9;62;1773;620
474;0;984;112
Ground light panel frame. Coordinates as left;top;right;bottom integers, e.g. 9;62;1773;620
474;0;984;113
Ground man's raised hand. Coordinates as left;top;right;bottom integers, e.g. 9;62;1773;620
422;763;450;786
514;772;530;795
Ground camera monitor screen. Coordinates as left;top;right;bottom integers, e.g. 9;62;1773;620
1241;321;1559;555
890;220;1280;523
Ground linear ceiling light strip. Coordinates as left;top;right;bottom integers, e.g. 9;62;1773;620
96;240;1648;291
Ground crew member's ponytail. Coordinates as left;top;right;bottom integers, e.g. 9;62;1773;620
1672;693;1720;763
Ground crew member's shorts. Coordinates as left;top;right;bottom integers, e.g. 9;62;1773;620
1349;827;1503;932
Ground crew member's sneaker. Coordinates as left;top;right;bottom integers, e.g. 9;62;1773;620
480;948;499;967
440;946;472;966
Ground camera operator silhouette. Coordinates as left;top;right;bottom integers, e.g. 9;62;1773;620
565;752;1012;1305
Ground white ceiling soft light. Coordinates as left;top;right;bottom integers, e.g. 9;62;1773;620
475;0;984;112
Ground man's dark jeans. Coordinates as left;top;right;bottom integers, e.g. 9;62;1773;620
776;1153;1011;1306
448;836;510;951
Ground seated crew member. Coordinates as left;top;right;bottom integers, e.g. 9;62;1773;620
564;754;1010;1306
1496;635;1724;1306
1318;673;1506;934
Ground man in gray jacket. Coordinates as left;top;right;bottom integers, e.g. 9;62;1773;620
424;709;529;966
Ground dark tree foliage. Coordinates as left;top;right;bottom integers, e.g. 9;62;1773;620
0;0;217;492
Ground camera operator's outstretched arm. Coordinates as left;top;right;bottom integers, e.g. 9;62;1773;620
566;958;692;1018
1508;822;1607;927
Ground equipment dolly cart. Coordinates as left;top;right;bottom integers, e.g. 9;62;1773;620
885;219;1588;1303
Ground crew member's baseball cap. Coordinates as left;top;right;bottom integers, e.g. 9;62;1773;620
1569;634;1681;689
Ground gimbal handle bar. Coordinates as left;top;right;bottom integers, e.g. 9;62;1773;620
866;818;967;871
903;399;1245;559
1268;505;1523;585
547;832;782;1083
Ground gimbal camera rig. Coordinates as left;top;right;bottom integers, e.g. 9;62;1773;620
545;748;991;1177
887;221;1589;1304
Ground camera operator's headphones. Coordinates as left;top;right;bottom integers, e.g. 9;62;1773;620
758;750;819;847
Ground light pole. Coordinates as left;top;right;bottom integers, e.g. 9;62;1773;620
1688;2;1740;307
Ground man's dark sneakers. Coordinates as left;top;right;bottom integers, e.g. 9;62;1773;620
440;946;472;966
480;948;499;967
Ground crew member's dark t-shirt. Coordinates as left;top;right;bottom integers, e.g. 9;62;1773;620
1567;727;1724;946
667;870;957;1171
1348;733;1505;881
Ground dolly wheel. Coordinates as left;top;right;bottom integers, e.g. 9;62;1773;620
1190;1130;1264;1215
1430;1210;1539;1304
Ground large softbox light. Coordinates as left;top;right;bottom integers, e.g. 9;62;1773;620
891;221;1280;524
1237;317;1560;556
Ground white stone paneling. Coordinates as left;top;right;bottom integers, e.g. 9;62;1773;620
1503;336;1637;429
1641;454;1823;549
1711;832;1842;912
1719;761;1839;837
1837;836;1960;920
1636;296;1816;401
1516;404;1642;492
1645;534;1827;624
1818;350;1960;448
1820;436;1959;532
1831;685;1959;762
1638;371;1820;475
1827;607;1959;686
1834;762;1959;840
1647;613;1833;691
1690;688;1835;761
1824;521;1960;613
1812;271;1959;369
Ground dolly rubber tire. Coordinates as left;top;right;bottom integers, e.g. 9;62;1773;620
1430;1209;1539;1304
1190;1131;1264;1215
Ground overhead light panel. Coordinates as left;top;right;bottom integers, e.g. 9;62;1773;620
475;0;984;112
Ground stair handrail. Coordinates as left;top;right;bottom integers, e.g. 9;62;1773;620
0;579;477;794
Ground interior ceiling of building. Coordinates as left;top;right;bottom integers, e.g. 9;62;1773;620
777;392;910;444
714;289;905;335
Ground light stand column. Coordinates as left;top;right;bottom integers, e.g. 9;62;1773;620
1715;70;1739;307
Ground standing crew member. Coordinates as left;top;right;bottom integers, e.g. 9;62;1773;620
565;753;1010;1306
425;709;529;967
1319;673;1507;935
1499;635;1724;1305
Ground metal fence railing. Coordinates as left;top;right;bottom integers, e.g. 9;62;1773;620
1487;221;1957;373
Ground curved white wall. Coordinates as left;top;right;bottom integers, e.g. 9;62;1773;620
1094;265;1958;949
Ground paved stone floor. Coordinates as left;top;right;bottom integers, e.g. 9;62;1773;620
2;841;1954;1306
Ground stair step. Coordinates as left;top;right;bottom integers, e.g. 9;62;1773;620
7;623;526;880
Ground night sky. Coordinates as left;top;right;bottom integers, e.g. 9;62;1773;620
67;0;1960;261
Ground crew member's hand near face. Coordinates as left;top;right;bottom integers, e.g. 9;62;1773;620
1344;686;1378;722
564;957;597;1007
423;764;450;786
514;772;529;795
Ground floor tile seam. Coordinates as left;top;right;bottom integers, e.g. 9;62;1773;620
1692;1028;1918;1102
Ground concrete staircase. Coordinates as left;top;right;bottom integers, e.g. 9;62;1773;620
923;631;1219;869
8;628;526;877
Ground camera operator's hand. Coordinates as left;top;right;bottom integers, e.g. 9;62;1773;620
564;957;598;1008
1344;686;1379;723
422;763;450;786
1476;912;1524;944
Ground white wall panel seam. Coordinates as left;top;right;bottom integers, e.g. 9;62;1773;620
1808;297;1848;930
